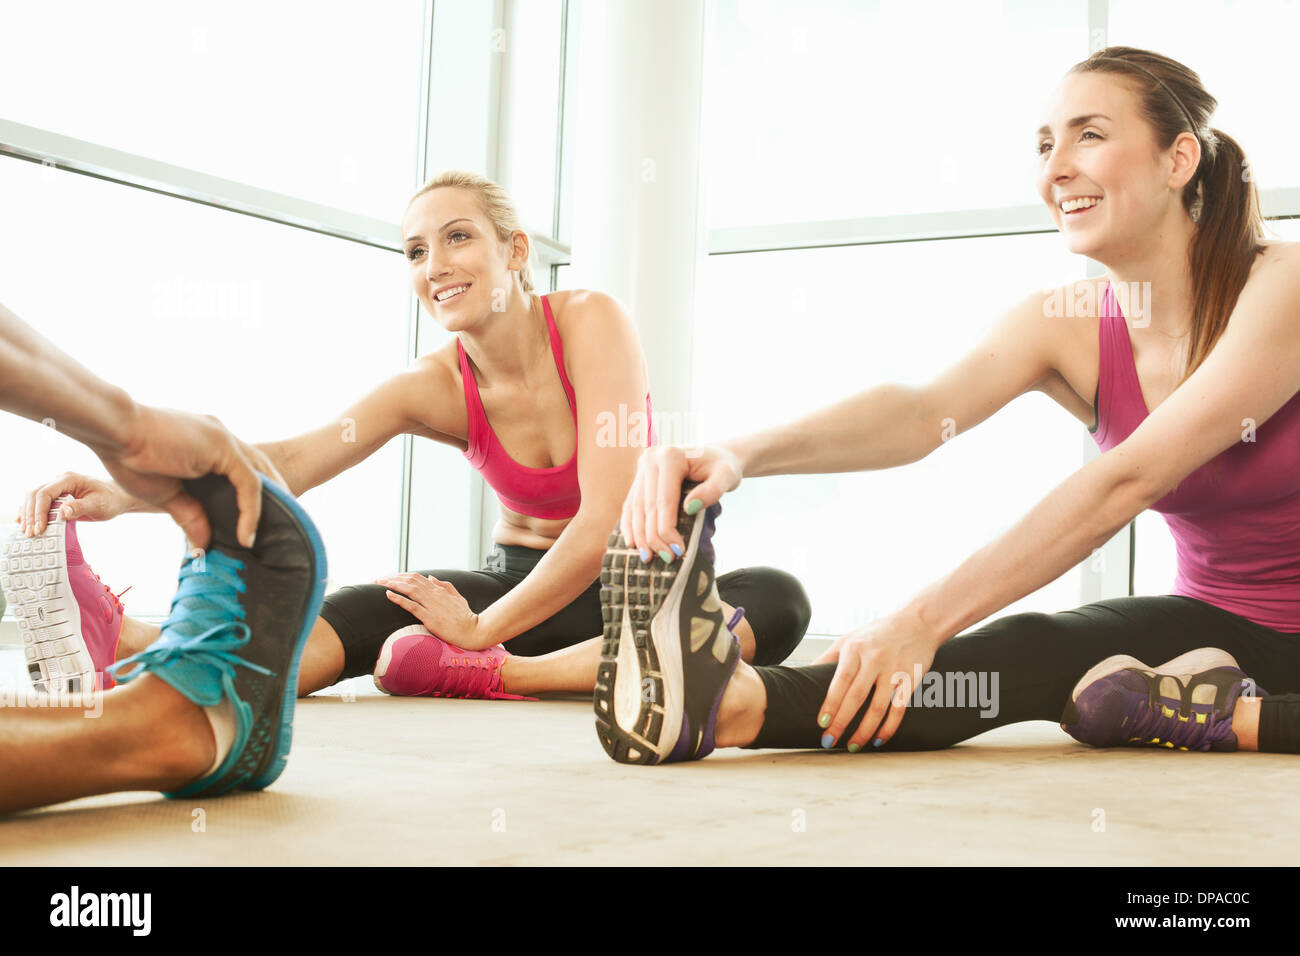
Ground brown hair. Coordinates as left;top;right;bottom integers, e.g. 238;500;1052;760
1069;46;1269;386
408;170;535;293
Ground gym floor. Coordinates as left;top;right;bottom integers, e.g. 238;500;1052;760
2;645;1297;866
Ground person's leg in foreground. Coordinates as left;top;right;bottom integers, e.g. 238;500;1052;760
0;473;327;815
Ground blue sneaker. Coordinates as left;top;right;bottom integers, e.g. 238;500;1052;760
594;482;741;764
107;473;327;797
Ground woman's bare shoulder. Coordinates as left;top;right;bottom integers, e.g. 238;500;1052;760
546;289;641;347
547;288;631;327
411;336;461;381
1252;238;1300;272
546;289;646;379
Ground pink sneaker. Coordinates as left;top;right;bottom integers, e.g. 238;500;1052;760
1;497;125;693
373;625;534;700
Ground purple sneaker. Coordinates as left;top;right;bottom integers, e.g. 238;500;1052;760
1060;648;1264;752
594;481;741;764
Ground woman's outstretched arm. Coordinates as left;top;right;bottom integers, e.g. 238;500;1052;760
622;283;1063;557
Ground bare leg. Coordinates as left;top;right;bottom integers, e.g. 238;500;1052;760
1233;696;1261;751
501;637;601;695
0;676;214;815
296;617;346;697
714;661;766;747
499;600;758;697
116;615;160;659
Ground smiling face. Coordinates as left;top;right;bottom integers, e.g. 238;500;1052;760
401;186;529;330
1035;70;1199;260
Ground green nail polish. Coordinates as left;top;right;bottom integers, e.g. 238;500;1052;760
848;742;860;753
818;713;831;728
684;498;703;515
658;549;673;564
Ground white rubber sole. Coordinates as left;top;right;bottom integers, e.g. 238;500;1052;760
1;497;94;693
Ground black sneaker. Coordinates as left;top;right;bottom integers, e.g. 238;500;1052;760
107;473;327;796
594;482;741;764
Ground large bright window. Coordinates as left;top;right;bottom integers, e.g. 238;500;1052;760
500;0;566;237
0;160;410;617
1;0;576;630
703;0;1088;228
694;234;1087;637
0;0;426;219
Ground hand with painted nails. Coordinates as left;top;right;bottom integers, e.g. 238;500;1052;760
811;609;942;752
619;444;743;563
375;572;484;651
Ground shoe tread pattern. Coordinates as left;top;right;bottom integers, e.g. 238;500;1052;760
1;499;93;694
593;505;697;765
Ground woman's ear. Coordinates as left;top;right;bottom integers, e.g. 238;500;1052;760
508;229;531;273
1169;130;1202;190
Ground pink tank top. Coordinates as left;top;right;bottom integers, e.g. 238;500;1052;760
457;294;655;521
1090;280;1300;632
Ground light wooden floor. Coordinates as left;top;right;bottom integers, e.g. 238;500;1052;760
2;648;1299;865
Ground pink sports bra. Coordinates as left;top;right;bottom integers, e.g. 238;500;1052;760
456;294;654;520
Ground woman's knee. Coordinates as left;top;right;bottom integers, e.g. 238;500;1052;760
720;567;812;666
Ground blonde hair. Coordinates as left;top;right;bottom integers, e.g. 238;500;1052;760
408;170;535;293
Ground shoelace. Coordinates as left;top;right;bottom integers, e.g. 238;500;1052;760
90;571;131;621
439;654;503;699
429;649;531;701
1125;676;1235;751
107;552;271;703
726;606;746;632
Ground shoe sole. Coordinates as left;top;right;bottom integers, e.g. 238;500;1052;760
244;478;329;791
1;497;96;694
594;507;703;765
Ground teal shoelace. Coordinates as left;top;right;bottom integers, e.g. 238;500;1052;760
108;551;272;704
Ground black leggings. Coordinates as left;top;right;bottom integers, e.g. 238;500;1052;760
321;544;811;680
750;595;1300;754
